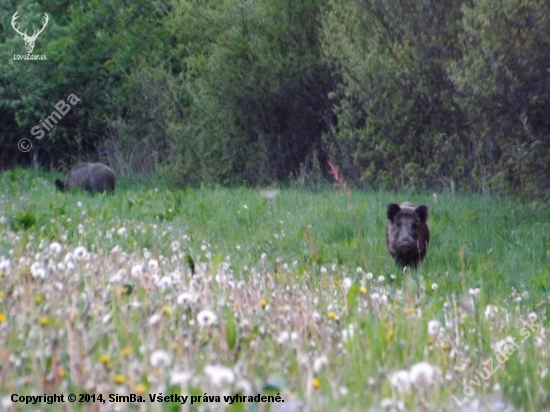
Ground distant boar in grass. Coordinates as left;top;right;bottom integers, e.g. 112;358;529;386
55;163;116;194
386;202;430;268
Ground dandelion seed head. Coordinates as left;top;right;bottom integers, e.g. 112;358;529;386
131;264;144;277
73;246;88;261
170;370;192;386
148;259;159;271
150;350;172;368
409;361;437;388
49;242;62;255
390;370;411;394
204;364;235;386
313;355;328;373
0;258;11;273
485;305;499;320
148;313;162;325
177;292;195;305
342;277;352;292
277;331;290;345
428;320;440;336
197;309;217;327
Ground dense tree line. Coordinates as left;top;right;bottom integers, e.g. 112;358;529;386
0;0;549;197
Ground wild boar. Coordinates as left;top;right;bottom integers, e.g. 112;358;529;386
55;162;116;194
386;202;430;268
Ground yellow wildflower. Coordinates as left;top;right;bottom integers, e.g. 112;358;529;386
114;374;125;384
313;378;321;389
120;347;132;356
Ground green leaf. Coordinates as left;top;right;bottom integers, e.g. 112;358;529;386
224;307;237;351
346;281;360;313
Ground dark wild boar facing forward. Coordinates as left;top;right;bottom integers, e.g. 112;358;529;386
386;202;430;268
55;163;116;194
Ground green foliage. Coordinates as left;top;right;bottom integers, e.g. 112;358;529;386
1;0;550;196
321;0;468;190
162;0;331;185
449;0;550;197
321;0;550;197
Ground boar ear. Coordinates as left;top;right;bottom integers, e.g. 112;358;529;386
415;205;428;222
55;179;65;192
387;203;401;221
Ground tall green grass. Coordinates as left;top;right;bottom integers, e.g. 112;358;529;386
1;169;548;303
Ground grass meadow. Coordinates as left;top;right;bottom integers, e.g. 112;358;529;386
0;169;549;411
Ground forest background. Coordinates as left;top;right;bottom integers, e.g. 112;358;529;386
1;0;549;198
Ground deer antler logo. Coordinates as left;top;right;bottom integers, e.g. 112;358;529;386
11;11;49;54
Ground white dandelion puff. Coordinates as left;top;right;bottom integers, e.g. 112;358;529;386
204;364;235;386
431;283;438;290
0;258;11;272
156;276;173;290
148;259;159;271
170;241;180;252
49;242;62;255
485;305;499;320
342;277;352;292
31;263;46;279
390;370;411;394
277;331;290;345
131;264;145;277
341;324;355;343
73;246;88;261
409;361;437;389
150;350;172;368
170;370;192;386
177;292;196;305
108;270;124;283
117;227;126;236
197;309;217;327
427;320;440;336
148;313;162;325
313;355;328;373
